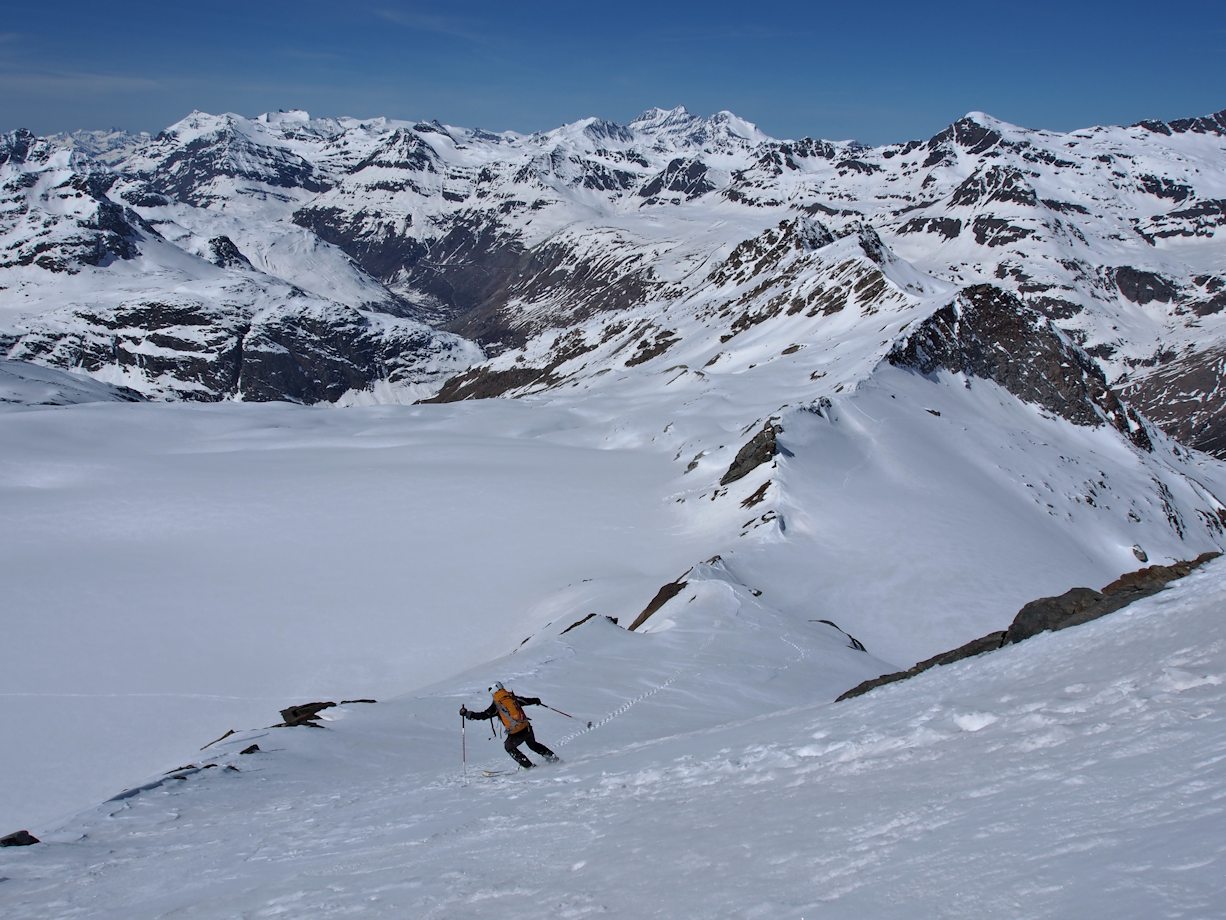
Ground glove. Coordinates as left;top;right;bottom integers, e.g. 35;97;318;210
460;705;468;716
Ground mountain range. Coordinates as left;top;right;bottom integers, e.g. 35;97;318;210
1;104;1224;446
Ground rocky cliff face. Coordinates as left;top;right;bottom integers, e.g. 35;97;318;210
889;284;1153;450
1121;344;1226;456
7;295;480;403
237;303;480;403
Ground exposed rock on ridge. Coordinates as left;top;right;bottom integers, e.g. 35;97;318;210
888;284;1153;450
720;420;787;486
837;552;1221;701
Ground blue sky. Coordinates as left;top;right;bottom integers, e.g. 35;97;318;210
1;0;1222;143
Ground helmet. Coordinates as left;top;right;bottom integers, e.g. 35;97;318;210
493;681;505;691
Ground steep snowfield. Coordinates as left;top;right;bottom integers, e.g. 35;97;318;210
3;341;1223;837
3;551;1224;918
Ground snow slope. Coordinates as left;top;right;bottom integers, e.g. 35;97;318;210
0;359;143;406
3;332;1223;835
3;550;1224;918
0;398;733;832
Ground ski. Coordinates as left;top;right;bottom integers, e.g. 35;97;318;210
481;759;561;777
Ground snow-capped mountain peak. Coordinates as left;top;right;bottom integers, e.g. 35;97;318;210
630;104;694;126
629;104;765;150
255;108;314;126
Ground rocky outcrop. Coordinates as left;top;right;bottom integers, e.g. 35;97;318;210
208;235;252;269
889;284;1153;450
560;613;619;635
1001;588;1103;645
275;699;376;727
708;217;835;288
838;553;1221;702
1138;198;1226;242
639;157;715;202
1135;109;1226;137
1;829;39;847
836;631;1008;701
923;115;1004;167
1109;266;1177;305
106;762;240;804
1003;553;1221;644
240;303;479;403
950;165;1038;208
422;365;557;403
629;580;689;632
9;298;250;399
812;619;868;652
720;420;786;486
278;701;336;727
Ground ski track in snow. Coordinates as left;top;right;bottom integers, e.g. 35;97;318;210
4;563;1226;918
557;621;722;745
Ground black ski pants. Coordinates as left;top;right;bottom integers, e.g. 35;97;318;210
504;724;555;768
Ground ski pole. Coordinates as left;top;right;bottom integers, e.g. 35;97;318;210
461;714;467;781
543;703;593;727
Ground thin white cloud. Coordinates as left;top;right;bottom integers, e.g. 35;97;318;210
649;24;814;44
373;8;490;43
0;69;159;96
279;48;345;63
0;29;158;96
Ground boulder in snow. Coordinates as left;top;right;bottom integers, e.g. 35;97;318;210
1;829;39;847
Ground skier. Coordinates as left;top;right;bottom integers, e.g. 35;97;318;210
461;682;560;769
